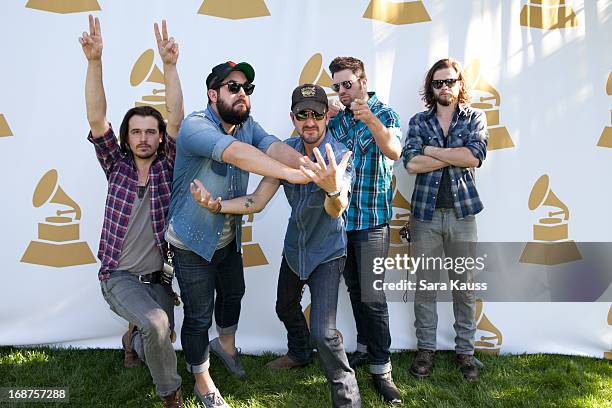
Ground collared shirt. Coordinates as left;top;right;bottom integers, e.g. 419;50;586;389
281;132;353;280
167;104;279;261
402;104;488;222
328;92;401;231
88;127;175;281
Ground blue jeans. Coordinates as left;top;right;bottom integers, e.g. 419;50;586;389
171;240;245;373
410;209;478;354
100;271;181;397
343;224;392;374
275;256;361;408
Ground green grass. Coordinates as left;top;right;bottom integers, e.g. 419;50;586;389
1;347;610;407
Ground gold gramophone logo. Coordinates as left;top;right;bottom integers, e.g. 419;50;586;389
463;60;514;151
363;0;431;25
0;113;13;137
299;53;336;95
388;176;411;258
520;0;578;30
130;49;167;119
474;299;503;354
605;305;612;360
596;71;612;148
25;0;100;14
21;169;96;267
198;0;270;19
241;214;268;268
304;303;343;342
519;174;582;265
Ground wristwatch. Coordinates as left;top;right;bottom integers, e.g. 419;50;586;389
326;190;341;199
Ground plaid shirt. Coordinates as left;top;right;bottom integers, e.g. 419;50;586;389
402;104;488;222
328;92;401;231
88;127;176;280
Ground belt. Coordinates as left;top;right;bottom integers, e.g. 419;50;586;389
138;271;163;284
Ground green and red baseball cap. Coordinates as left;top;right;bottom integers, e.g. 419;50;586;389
206;61;255;89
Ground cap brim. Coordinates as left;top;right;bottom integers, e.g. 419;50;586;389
234;62;255;83
292;100;328;115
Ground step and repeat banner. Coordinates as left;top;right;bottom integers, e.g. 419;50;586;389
0;0;611;359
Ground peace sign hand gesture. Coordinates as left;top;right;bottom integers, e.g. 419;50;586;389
154;20;179;66
79;15;103;61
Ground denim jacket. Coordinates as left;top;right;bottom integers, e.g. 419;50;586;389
281;132;354;280
167;105;279;261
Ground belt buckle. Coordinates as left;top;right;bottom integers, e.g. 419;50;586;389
138;274;152;284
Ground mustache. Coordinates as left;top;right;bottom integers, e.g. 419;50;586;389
233;99;248;107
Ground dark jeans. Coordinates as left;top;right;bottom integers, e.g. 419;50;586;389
171;240;245;373
275;255;361;408
343;224;392;374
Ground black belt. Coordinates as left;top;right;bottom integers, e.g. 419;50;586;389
138;271;163;284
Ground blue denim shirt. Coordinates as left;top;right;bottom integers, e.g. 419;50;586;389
281;132;354;280
167;105;279;261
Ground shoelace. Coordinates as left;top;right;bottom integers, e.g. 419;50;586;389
204;391;225;405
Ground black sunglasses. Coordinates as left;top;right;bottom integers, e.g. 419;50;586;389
218;80;255;95
431;78;459;89
331;79;356;93
295;110;326;121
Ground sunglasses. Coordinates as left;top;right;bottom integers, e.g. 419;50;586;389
295;110;326;121
331;79;356;93
431;78;459;89
218;80;255;95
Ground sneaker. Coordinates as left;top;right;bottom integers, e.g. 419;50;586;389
410;349;435;378
347;350;368;369
121;323;141;368
371;372;402;405
194;385;230;408
162;388;184;408
209;337;246;379
456;353;479;381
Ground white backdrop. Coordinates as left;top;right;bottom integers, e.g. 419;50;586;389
0;0;611;359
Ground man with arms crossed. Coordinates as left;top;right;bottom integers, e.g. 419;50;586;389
402;58;488;381
327;56;402;405
165;62;307;407
80;16;184;407
191;84;361;408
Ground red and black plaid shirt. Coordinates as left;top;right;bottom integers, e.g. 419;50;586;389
88;127;175;281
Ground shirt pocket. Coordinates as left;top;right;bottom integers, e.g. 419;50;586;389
307;184;325;209
356;127;376;155
211;160;227;177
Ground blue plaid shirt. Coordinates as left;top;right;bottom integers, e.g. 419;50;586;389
329;92;401;231
402;104;488;222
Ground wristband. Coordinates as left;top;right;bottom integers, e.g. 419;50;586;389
326;190;341;199
212;201;222;214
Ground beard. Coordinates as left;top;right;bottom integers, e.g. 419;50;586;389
300;125;325;145
217;98;250;125
435;92;456;107
131;144;157;160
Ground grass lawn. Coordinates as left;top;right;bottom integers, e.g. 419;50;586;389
1;347;610;407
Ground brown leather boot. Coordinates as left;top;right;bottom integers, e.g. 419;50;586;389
121;323;141;368
456;354;479;381
265;354;309;371
410;349;435;378
162;388;184;408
